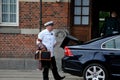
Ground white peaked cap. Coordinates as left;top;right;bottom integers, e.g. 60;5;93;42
44;21;54;27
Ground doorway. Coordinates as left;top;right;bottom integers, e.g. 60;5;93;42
91;0;120;38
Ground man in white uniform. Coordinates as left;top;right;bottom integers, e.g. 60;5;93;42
37;21;65;80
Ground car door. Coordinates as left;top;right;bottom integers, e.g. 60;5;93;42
102;36;120;74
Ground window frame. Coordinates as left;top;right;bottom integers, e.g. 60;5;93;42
0;0;19;26
0;0;2;24
73;0;90;26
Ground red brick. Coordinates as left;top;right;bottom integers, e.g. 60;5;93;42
0;2;70;58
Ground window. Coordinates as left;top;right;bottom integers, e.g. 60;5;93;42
102;39;116;48
0;0;19;26
102;37;120;49
73;0;90;25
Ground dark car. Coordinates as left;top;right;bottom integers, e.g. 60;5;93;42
61;35;120;80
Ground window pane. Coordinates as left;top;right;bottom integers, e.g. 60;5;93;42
103;40;115;48
10;14;16;22
2;4;9;12
10;0;16;3
2;0;9;3
82;7;89;15
115;38;120;49
83;0;89;6
75;0;81;6
82;16;89;24
74;7;81;15
74;16;81;25
10;4;16;13
1;0;17;23
2;14;9;22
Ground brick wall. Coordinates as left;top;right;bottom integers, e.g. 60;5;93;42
42;2;69;29
0;34;37;58
19;2;69;29
19;2;40;29
0;1;69;58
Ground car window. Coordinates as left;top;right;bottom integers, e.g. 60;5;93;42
102;39;115;48
115;37;120;49
102;36;120;49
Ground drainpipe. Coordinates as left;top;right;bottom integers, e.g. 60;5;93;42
67;0;70;34
40;0;42;31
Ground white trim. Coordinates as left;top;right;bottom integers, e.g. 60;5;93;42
0;23;19;26
19;0;70;2
0;0;19;26
17;0;19;26
21;29;39;34
0;28;40;34
19;0;40;2
0;0;2;24
99;18;105;21
101;48;120;51
0;28;21;34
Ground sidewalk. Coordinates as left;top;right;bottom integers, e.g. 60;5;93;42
0;70;83;80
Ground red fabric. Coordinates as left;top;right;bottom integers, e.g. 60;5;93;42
38;60;42;70
37;39;42;42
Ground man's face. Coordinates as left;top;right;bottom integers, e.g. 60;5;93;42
111;12;117;17
47;25;53;31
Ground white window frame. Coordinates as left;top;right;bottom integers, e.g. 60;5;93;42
0;0;19;26
0;0;2;24
73;0;90;25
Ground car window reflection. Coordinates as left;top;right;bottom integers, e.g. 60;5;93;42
102;36;120;49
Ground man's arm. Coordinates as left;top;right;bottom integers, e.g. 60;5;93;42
36;38;47;51
36;39;42;45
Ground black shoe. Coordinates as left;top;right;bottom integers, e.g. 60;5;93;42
55;76;65;80
60;76;65;80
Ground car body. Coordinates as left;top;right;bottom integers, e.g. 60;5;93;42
61;35;120;80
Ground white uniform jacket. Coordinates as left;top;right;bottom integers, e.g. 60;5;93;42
38;29;56;57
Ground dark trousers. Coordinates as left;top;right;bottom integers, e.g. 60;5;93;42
42;57;61;80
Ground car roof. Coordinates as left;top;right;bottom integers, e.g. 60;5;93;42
61;34;120;49
77;34;120;49
84;34;120;44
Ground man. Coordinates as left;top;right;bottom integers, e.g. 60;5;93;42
101;11;120;36
37;21;65;80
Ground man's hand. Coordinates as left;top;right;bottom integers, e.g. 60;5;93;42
36;39;42;45
41;47;47;51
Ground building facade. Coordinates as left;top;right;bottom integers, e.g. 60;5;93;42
0;0;71;58
0;0;120;69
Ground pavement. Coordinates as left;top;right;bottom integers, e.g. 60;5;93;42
0;70;83;80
